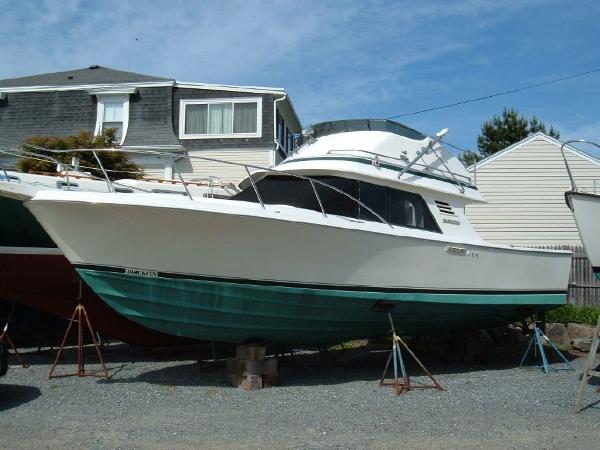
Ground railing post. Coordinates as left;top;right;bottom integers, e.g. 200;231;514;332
309;179;327;218
429;146;464;193
92;150;114;193
245;166;264;209
0;157;9;182
173;158;193;200
64;164;70;190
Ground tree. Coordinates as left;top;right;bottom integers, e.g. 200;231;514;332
459;108;561;166
477;108;560;158
458;150;482;167
17;129;143;180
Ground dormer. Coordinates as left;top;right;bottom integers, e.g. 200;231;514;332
88;87;138;145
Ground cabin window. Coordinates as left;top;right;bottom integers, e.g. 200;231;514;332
179;98;262;139
358;183;389;221
314;176;359;218
391;191;430;229
232;176;321;211
233;175;440;232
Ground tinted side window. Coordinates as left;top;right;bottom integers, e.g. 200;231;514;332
232;176;320;212
359;182;389;222
390;190;439;231
315;177;359;218
232;175;440;233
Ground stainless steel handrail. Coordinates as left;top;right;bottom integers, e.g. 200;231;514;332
0;148;165;194
427;145;466;194
10;146;393;228
560;139;600;192
0;156;9;182
325;148;473;183
245;165;264;209
91;150;114;193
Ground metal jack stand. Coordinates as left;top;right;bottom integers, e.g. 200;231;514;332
519;321;575;374
0;323;28;368
48;303;109;380
379;313;444;395
574;315;600;414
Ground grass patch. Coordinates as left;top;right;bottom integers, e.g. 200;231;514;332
546;304;600;326
328;340;369;351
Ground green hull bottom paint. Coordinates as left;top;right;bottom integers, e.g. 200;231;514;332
77;268;565;344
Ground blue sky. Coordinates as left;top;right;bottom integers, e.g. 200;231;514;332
1;0;599;154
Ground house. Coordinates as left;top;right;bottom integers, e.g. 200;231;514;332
465;132;600;246
0;66;301;185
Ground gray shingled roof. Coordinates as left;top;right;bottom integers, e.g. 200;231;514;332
0;66;173;88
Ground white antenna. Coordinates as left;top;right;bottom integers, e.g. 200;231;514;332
436;128;449;139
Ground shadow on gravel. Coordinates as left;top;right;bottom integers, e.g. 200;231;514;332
97;362;229;387
89;340;585;388
0;384;42;411
11;342;218;367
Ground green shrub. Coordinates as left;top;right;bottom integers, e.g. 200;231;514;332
546;304;600;326
17;129;143;180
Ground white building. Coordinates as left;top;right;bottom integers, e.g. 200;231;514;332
466;133;600;246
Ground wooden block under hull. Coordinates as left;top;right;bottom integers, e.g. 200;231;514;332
226;345;278;390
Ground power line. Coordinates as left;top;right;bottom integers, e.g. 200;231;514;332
386;67;600;119
440;139;470;154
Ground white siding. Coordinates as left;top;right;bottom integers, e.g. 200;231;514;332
128;153;168;179
0;154;19;170
466;137;600;246
176;148;271;185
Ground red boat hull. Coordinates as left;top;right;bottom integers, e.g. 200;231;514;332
0;249;193;347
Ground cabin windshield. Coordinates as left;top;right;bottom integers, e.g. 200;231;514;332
308;119;426;141
232;175;440;233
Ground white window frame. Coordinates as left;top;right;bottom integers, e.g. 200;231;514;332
93;94;130;145
178;97;262;140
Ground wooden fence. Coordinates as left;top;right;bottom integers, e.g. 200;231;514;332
534;245;600;307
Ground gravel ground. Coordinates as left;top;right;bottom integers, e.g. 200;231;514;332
0;341;598;449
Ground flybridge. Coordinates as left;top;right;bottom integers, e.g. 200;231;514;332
303;119;427;142
285;121;481;201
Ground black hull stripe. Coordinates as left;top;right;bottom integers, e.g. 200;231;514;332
74;264;565;295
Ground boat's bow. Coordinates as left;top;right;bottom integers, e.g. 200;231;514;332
565;190;600;279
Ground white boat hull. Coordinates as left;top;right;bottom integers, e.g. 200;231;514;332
26;191;571;343
567;191;600;279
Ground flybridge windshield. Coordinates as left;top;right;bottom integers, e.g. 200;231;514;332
309;119;426;141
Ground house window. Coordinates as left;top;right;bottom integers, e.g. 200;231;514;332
179;98;262;139
276;110;296;155
93;93;130;145
102;101;124;139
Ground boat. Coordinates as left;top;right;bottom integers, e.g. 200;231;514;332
562;139;600;280
0;160;235;346
26;119;573;345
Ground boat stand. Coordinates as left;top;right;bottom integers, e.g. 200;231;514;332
574;316;600;414
519;321;575;374
0;324;28;368
379;313;444;395
48;303;109;380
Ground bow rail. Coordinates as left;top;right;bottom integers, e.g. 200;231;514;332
1;145;393;228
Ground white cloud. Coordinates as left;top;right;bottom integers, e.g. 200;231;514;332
562;122;600;145
0;0;566;129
